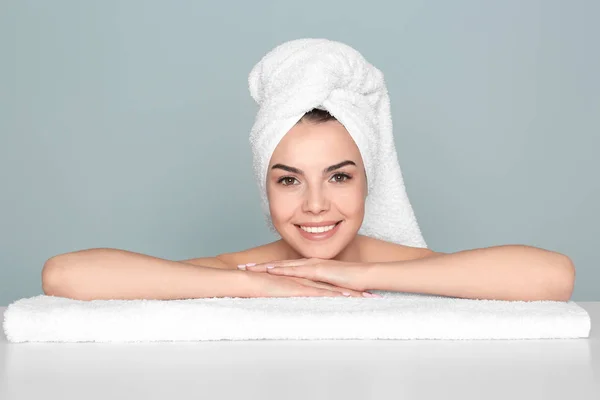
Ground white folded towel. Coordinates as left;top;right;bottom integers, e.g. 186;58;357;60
248;38;427;247
3;292;590;342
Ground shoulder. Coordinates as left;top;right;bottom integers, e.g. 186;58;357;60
179;236;445;269
178;241;286;270
218;241;287;268
357;235;446;263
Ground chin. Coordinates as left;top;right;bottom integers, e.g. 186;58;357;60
295;246;341;260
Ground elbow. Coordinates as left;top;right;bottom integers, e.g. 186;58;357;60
559;256;576;301
42;255;78;298
42;256;66;296
42;249;105;299
547;255;576;302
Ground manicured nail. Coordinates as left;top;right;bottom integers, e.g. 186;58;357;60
342;292;351;296
237;264;246;270
245;263;256;266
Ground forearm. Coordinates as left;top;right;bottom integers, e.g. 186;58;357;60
42;248;249;300
363;245;575;301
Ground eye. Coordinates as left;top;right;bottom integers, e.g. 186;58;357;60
277;176;299;186
330;173;352;183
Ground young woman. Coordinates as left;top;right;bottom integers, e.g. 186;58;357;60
40;108;576;302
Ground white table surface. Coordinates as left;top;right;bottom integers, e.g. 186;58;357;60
1;303;598;400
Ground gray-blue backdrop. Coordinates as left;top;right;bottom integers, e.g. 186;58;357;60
1;0;598;305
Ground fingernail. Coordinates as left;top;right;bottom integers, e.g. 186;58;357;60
237;264;246;270
266;265;274;269
362;292;374;298
342;292;351;296
245;263;256;266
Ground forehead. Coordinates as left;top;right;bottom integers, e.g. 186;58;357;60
272;121;362;160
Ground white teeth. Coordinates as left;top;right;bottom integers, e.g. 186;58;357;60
300;224;336;233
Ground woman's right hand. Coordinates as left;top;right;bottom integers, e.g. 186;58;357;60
240;270;365;298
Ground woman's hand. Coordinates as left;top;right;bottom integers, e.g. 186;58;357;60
241;258;376;294
241;271;368;298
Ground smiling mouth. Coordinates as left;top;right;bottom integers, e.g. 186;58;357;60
294;220;342;233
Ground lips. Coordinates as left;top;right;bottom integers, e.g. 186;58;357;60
294;221;343;241
294;220;342;228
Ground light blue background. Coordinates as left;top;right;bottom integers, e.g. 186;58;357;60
1;0;598;305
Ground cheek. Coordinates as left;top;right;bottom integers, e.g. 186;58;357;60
334;189;365;216
344;199;364;218
268;190;297;222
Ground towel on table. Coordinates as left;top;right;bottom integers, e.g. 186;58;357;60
5;39;588;344
248;38;427;247
3;292;590;342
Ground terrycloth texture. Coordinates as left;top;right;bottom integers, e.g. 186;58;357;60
248;38;427;247
3;293;590;342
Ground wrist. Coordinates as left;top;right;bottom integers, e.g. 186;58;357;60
197;268;254;298
361;262;379;290
223;269;256;298
362;262;397;291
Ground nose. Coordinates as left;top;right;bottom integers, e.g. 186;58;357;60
302;185;330;214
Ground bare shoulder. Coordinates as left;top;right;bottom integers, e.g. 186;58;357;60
358;235;446;263
217;241;287;268
178;236;445;268
178;241;285;270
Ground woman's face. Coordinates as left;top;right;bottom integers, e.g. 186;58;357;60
266;120;368;259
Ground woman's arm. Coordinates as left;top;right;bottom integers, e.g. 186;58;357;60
42;248;249;301
362;245;575;301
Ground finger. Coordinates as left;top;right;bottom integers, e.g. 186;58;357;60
291;277;364;297
267;265;319;281
308;286;368;298
314;286;363;297
327;287;364;297
297;286;345;298
273;276;367;298
242;258;310;272
263;258;310;267
241;263;269;272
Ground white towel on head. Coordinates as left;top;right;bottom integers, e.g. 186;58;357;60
2;293;591;342
248;38;427;247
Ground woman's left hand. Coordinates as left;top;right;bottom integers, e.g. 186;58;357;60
242;258;373;292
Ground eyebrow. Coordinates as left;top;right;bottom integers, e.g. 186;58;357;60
271;160;357;175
